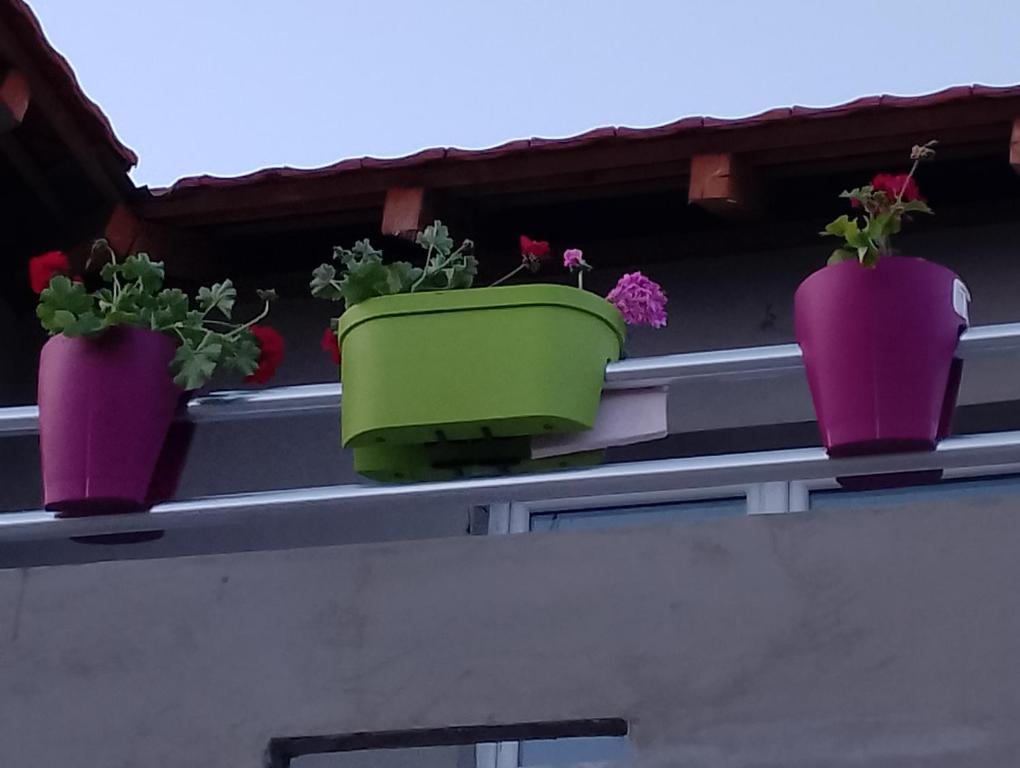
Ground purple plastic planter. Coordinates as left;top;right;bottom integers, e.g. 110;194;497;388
795;257;967;484
144;391;196;507
38;326;185;516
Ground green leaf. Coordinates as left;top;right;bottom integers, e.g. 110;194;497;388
196;279;237;318
95;287;115;312
36;276;100;336
45;309;105;337
865;212;895;243
843;221;873;251
382;261;422;294
450;252;477;289
334;240;383;266
337;257;391;306
219;332;260;377
38;275;92;311
899;199;933;215
827;249;857;266
310;263;342;300
119;253;166;293
414;246;477;292
318;223;473;306
171;340;223;390
416;221;454;256
143;288;190;330
256;288;278;302
821;214;853;238
103;310;140;328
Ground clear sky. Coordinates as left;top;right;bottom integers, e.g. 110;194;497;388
27;0;1020;188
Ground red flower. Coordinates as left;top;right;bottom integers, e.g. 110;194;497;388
519;235;550;260
871;173;921;202
245;325;285;384
29;251;71;293
320;326;341;365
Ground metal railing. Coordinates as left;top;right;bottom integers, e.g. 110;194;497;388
3;322;1018;436
2;429;1020;542
2;322;1019;544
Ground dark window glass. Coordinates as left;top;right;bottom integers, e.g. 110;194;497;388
531;498;745;532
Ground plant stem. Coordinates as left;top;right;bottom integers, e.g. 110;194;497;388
225;299;272;339
490;262;526;287
895;140;935;203
411;254;452;292
895;158;922;204
411;243;467;292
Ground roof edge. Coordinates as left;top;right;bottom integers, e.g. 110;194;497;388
3;0;138;169
153;82;1020;196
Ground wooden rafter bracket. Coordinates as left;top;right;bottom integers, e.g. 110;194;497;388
381;187;431;239
381;187;438;239
380;186;470;242
688;153;760;217
74;203;217;278
0;69;30;132
1010;118;1020;173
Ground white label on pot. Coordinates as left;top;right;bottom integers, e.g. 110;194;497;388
953;279;971;326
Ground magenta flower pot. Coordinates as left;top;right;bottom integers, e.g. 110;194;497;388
144;391;196;507
38;326;183;516
794;256;968;460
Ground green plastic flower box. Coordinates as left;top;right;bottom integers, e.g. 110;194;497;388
352;440;606;483
337;284;625;449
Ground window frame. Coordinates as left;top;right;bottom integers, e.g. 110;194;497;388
790;461;1020;511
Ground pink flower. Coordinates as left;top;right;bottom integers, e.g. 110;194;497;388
871;173;921;202
606;272;668;328
563;248;584;269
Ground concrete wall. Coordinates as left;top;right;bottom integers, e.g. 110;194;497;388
3;496;1019;767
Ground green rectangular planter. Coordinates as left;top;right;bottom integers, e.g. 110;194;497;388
352;440;606;483
337;284;626;449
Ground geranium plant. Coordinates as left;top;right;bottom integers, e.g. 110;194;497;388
313;221;667;360
31;240;284;389
310;221;477;307
822;140;937;267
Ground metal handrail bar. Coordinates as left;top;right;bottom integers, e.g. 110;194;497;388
2;428;1018;541
2;322;1017;437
